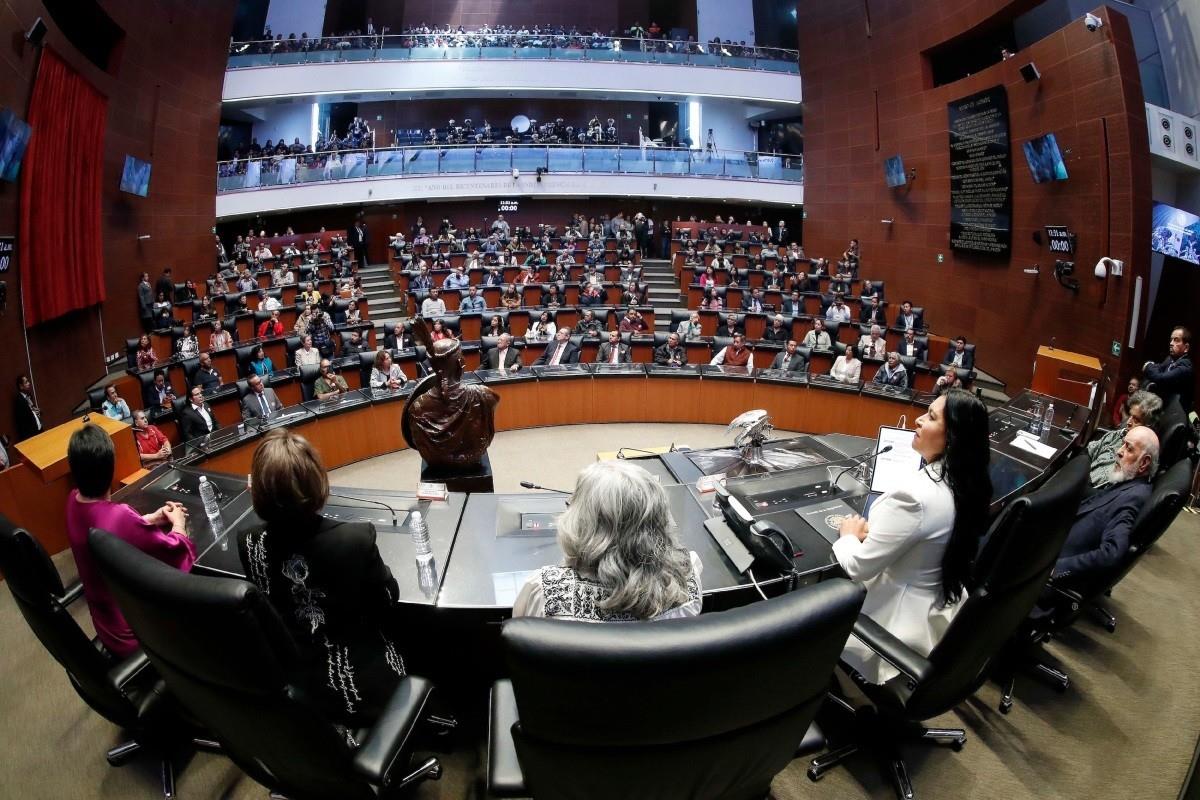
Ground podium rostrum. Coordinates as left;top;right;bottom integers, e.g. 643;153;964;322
0;415;140;555
1031;345;1102;405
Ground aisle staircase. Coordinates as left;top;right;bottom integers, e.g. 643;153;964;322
362;263;407;328
640;258;684;333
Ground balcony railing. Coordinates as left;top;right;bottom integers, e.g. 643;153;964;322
216;144;804;193
227;34;799;73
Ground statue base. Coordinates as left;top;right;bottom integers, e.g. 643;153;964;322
420;452;495;493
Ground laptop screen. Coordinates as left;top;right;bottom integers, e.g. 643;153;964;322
869;426;922;494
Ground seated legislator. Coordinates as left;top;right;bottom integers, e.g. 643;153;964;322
771;340;806;372
1086;390;1161;490
619;308;648;334
781;290;805;317
860;295;887;327
763;315;790;343
858;325;887;360
575;310;602;337
654;333;687;367
257;309;285;339
934;367;963;395
1054;426;1159;583
898;328;927;361
460;284;486;313
135;335;157;372
896;300;924;331
131;409;172;467
101;385;132;423
142;370;175;411
420;287;447;317
384;323;412;351
343;331;368;356
315;360;351;400
676;311;703;341
208;319;234;352
486;333;523;371
834;390;992;683
829;345;861;383
65;423;194;658
241;373;284;420
179;385;221;441
715;314;744;338
370;351;407;390
194;352;222;392
740;288;766;313
500;284;522;310
533;327;580;366
237;429;406;724
295;335;321;368
596;331;632;364
710;334;752;367
528;311;556;341
942;336;974;372
513;460;702;621
249;345;275;377
803;318;832;350
1142;326;1193;410
873;352;908;389
825;294;852;323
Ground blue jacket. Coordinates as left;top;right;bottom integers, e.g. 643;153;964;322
1054;478;1151;578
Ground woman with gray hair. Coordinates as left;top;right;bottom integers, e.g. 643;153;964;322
513;460;702;621
1086;389;1163;488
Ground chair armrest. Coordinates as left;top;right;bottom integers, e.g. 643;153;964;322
108;650;153;690
1044;577;1084;608
796;721;826;757
848;614;932;685
58;580;85;607
351;675;434;787
487;679;527;797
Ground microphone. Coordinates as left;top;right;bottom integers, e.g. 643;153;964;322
519;480;571;494
616;447;661;459
832;445;893;488
327;492;401;526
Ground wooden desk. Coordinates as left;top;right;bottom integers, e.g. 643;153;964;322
1032;346;1103;405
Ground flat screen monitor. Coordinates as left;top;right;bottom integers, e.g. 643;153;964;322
884;155;906;188
1022;133;1068;183
120;154;152;197
1151;202;1200;266
0;108;32;183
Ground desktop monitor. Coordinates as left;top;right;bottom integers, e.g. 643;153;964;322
884;155;906;188
1022;133;1068;183
1151;202;1200;266
120;154;152;197
0;108;32;183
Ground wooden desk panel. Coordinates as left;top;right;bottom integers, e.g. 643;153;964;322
535;378;593;427
492;381;541;430
752;383;814;432
697;379;756;425
590;377;647;423
645;376;704;423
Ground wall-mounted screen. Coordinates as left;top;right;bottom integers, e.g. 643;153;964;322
0;108;32;183
120;154;152;197
1022;133;1068;183
884;155;906;188
1152;202;1200;265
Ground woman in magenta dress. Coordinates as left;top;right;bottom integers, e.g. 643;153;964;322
64;424;196;659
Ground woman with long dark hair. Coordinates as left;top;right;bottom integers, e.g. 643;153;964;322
833;389;992;683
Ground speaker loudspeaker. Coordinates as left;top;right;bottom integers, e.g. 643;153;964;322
1182;122;1197;162
1157;111;1176;153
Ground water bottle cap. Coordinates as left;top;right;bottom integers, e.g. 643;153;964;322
411;510;423;522
199;476;208;483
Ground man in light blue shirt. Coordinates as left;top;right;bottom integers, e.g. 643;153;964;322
443;266;470;289
460;285;486;313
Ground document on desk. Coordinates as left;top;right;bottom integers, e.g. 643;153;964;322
796;499;859;545
1010;431;1057;460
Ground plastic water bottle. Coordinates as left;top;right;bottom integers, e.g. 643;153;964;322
411;511;437;597
198;476;225;540
1029;399;1043;435
1042;403;1055;436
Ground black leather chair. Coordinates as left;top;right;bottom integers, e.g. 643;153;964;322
284;335;304;367
0;517;208;796
488;580;866;799
222;315;241;344
86;529;443;800
86;386;108;413
234;344;257;378
181;357;201;390
125;338;142;371
299;364;321;401
809;453;1089;799
1157;397;1192;470
252;309;273;328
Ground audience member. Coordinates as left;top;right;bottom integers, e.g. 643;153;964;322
942;337;974;372
384;323;411;351
619;308;648;334
899;328;926;361
237;428;406;723
486;333;523;371
716;313;744;338
597;330;632;364
370;350;406;390
740;287;766;313
513;460;701;620
100;385;132;423
295;335;321;368
934;367;962;395
257;310;285;339
242;373;284;420
676;311;702;341
1111;376;1140;428
460;285;486;312
179;386;221;441
710;333;751;367
135;335;157;371
858;325;886;360
830;344;861;383
528;310;556;340
533;327;580;366
137;273;155;332
1086;390;1162;489
65;423;195;658
1142;326;1192;410
194;353;222;392
873;352;908;389
771;340;805;372
762;315;790;343
208;319;234;352
825;293;851;323
420;287;447;317
654;333;687;366
860;295;887;327
131;410;171;466
142;370;175;410
803;318;832;350
896;300;924;331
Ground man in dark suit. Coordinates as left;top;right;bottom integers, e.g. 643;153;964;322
740;287;766;313
484;333;522;371
715;313;743;338
155;268;174;306
533;327;580;366
762;315;790;343
351;220;369;269
241;374;284;421
941;336;974;372
898;328;927;362
178;386;221;441
142;370;175;411
781;290;805;317
193;353;222;392
770;340;806;372
13;375;43;441
1142;326;1193;411
653;333;687;366
1053;426;1159;583
859;295;887;327
383;323;410;351
596;330;631;364
137;272;154;332
896;300;924;332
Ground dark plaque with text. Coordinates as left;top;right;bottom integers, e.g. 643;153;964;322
948;86;1012;255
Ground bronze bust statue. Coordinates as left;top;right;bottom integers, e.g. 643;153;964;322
401;320;499;468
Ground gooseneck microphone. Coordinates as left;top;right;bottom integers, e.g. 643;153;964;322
831;445;893;488
519;481;571;494
327;492;401;526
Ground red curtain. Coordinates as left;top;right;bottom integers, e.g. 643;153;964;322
19;47;108;327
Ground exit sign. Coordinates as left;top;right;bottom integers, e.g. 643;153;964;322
1111;340;1121;356
936;253;944;264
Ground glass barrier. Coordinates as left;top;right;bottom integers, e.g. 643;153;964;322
216;145;803;193
227;35;799;73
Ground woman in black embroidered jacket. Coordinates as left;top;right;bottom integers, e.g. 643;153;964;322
237;429;405;725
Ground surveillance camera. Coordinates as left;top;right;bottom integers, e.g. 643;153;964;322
1084;13;1103;31
1095;257;1123;278
512;168;519;180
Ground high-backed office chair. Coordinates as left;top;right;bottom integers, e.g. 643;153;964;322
488;580;866;799
181;357;201;390
669;309;691;331
86;386;108;413
87;530;442;800
861;280;885;300
809;453;1089;799
222;315;241;344
125;338;142;371
330;298;350;325
299;364;321;401
1157;397;1192;470
233;345;257;378
0;517;206;797
285;335;304;367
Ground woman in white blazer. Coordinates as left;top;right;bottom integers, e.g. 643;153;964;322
829;345;862;384
833;389;992;683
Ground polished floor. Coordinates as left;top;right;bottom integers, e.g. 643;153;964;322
1;423;1197;798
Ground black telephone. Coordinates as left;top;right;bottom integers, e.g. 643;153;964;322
714;484;798;574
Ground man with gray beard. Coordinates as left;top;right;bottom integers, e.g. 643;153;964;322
1053;425;1160;582
1085;389;1163;489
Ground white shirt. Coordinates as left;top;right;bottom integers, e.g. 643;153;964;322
833;463;959;683
262;296;282;311
421;298;447;316
192;403;215;432
295;348;320;367
829;355;861;383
